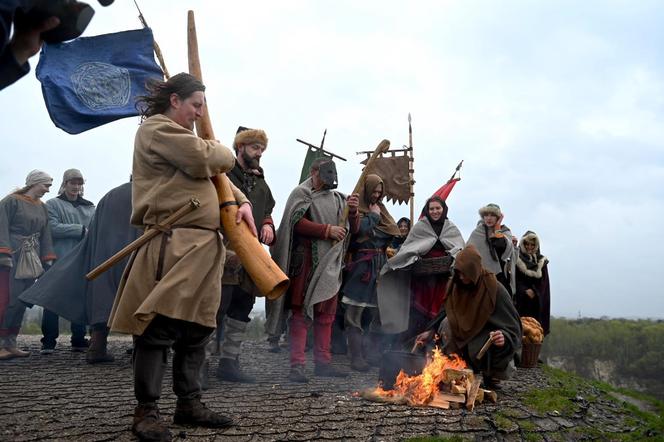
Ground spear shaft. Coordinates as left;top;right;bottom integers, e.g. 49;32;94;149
408;113;414;222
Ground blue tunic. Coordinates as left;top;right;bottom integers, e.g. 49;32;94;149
341;212;394;307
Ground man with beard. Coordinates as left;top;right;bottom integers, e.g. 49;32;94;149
416;245;522;389
341;174;400;372
215;126;276;383
271;158;359;382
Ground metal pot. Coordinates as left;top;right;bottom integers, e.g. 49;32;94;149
378;350;426;389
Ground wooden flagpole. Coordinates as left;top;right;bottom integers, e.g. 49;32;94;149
408;113;415;222
133;0;170;79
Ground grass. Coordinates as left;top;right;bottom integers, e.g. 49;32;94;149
521;365;664;441
522;369;580;416
493;414;515;432
407;437;467;442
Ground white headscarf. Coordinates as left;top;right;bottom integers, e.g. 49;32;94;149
25;170;53;187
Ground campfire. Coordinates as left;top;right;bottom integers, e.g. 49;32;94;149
360;347;497;411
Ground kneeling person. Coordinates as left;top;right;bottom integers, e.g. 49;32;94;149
417;245;522;388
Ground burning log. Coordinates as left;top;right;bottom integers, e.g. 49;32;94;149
465;378;482;412
475;388;485;404
428;396;450;409
481;389;498;404
361;346;497;412
359;387;407;405
450;384;466;395
443;368;474;383
434;392;466;403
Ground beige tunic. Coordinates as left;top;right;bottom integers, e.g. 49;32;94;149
109;114;248;336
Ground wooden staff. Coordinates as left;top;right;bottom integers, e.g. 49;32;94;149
187;10;289;300
408;113;414;222
86;198;200;280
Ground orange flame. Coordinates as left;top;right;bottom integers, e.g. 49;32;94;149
374;347;467;406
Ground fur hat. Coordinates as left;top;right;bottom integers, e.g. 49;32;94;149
519;230;540;254
58;168;84;195
233;126;268;151
478;203;502;218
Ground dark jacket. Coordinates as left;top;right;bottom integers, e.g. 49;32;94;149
227;163;275;241
20;183;140;325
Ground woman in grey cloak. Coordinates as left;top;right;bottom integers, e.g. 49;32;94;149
378;196;465;340
467;203;516;297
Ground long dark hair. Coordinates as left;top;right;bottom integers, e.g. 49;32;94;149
136;73;205;119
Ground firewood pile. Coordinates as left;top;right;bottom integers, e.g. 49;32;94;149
359;348;497;411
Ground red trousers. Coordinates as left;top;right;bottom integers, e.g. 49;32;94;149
289;305;335;367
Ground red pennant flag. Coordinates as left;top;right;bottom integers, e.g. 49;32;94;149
433;178;460;201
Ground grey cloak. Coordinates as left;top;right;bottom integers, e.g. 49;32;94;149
377;217;465;334
20;183;140;325
266;178;349;334
467;221;516;294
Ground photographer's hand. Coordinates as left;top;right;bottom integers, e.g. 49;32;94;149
10;16;60;65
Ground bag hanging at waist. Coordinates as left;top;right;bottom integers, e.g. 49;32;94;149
14;233;44;279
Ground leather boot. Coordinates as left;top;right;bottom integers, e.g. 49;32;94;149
216;357;255;383
132;403;172;441
86;329;115;364
314;362;348;378
364;332;383;367
173;397;233;428
267;336;281;353
6;335;29;358
200;359;210;391
288;365;308;383
347;328;369;372
0;337;14;360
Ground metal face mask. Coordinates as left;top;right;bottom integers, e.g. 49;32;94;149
318;160;338;189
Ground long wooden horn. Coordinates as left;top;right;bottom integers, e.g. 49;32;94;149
187;10;289;300
339;139;391;226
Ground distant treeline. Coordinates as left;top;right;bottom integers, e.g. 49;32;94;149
542;317;664;399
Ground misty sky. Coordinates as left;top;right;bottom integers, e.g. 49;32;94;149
1;1;662;318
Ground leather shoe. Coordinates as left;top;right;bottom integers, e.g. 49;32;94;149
173;397;233;428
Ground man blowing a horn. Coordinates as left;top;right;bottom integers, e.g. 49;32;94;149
108;73;254;441
215;126;276;383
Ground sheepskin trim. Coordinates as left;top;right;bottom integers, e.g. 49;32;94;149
478;204;502;218
516;254;548;278
519;231;540;254
233;129;268;150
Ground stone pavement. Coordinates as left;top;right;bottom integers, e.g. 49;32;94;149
0;336;640;441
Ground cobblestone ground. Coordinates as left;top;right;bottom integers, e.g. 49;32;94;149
0;336;640;441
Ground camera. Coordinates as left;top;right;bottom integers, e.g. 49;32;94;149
14;0;115;44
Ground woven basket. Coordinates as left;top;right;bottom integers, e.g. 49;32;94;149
412;255;453;276
518;342;542;368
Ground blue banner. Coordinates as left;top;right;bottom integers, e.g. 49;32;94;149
36;28;163;134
